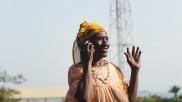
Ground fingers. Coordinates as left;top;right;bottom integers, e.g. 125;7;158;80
86;42;90;52
138;50;142;59
132;46;135;56
124;52;129;60
135;47;139;57
127;47;131;57
135;47;141;59
127;46;141;58
85;41;94;53
88;43;95;53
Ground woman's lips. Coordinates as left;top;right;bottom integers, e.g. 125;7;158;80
101;48;108;52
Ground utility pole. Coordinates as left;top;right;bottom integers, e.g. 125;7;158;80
109;0;134;81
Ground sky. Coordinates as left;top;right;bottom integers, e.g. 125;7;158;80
0;0;182;93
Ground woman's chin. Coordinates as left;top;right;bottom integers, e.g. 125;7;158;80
101;53;108;58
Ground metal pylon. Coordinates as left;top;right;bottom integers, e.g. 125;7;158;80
109;0;134;81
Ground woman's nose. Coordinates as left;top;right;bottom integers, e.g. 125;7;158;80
103;39;109;46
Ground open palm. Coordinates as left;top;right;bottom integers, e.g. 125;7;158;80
124;46;141;71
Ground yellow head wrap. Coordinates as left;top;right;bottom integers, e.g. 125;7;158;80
76;21;105;43
72;21;105;64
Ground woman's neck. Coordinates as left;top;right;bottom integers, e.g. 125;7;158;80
92;58;106;66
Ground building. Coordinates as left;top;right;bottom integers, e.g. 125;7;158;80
13;87;68;102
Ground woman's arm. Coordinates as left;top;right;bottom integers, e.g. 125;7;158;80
124;46;142;102
128;69;139;102
75;42;94;102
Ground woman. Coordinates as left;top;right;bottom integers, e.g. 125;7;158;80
65;21;141;102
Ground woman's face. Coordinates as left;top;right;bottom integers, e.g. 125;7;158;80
90;31;110;58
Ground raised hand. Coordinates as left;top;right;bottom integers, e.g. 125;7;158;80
80;41;95;66
76;41;95;101
124;46;141;71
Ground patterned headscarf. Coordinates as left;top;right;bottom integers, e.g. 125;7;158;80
72;21;105;64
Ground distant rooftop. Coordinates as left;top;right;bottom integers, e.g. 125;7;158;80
13;87;68;99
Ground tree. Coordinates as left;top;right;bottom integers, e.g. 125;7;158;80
0;69;26;102
178;94;182;99
169;85;181;101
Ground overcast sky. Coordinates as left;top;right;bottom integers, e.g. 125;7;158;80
0;0;182;93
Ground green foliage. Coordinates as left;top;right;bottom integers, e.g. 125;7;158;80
178;94;182;99
140;96;148;102
0;87;21;102
0;69;26;102
138;85;181;102
138;95;176;102
0;70;26;84
169;85;180;95
169;85;181;101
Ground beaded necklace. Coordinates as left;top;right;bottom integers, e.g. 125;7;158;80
91;60;110;85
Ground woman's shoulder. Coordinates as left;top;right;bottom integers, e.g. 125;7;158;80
68;63;83;86
68;62;83;75
108;62;124;78
108;62;120;71
70;62;83;69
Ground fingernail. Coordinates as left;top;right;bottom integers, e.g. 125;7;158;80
85;41;88;44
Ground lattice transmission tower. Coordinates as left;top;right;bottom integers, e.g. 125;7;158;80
109;0;134;81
